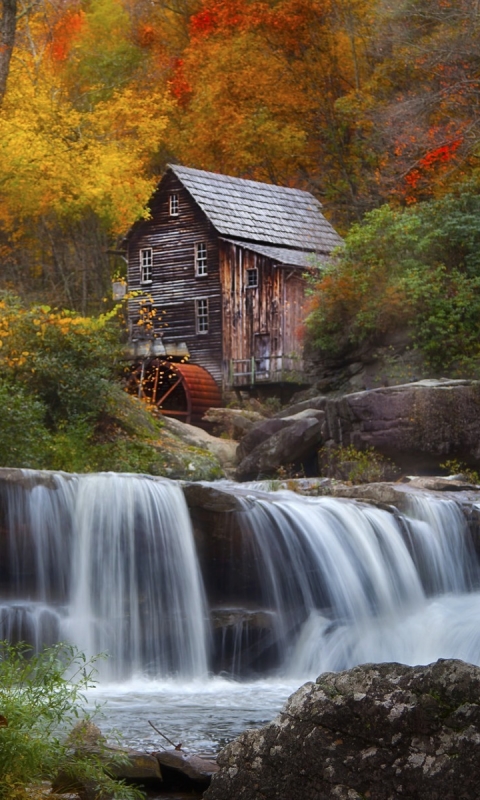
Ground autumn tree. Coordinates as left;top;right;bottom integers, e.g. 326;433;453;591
165;0;377;226
358;0;480;202
306;192;480;373
0;0;172;312
0;0;16;103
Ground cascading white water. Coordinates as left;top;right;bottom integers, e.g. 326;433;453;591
222;486;480;678
2;472;480;685
2;472;480;750
66;473;209;680
0;471;210;680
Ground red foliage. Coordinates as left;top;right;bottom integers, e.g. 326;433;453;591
168;58;192;105
404;138;463;193
48;9;85;62
189;0;268;40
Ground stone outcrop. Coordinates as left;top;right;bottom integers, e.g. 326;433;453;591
161;416;238;476
324;378;480;473
204;659;480;800
232;379;480;480
202;407;264;440
235;417;324;480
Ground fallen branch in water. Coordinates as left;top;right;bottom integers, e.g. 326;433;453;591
148;719;183;750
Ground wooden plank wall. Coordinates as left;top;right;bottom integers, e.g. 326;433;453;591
127;172;224;384
219;242;305;381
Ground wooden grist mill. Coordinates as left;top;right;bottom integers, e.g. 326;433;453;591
127;358;222;426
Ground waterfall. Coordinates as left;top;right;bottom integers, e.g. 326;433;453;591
0;471;209;680
214;486;480;677
1;471;479;683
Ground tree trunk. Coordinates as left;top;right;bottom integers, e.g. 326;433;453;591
0;0;16;104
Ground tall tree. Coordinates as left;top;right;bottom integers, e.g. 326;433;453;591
362;0;480;202
166;0;376;226
0;0;16;103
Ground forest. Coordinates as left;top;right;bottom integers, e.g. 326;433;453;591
0;0;479;471
0;0;477;311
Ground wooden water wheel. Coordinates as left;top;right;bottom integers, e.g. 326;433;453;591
127;359;222;425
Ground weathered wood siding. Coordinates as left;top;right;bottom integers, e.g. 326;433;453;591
127;172;224;384
219;241;305;383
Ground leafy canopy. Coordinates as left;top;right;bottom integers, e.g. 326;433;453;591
305;191;480;373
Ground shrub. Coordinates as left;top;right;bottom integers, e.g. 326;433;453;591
306;192;480;374
0;293;123;428
0;641;143;800
0;381;51;469
319;444;398;483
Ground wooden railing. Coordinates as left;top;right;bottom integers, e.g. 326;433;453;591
226;355;304;386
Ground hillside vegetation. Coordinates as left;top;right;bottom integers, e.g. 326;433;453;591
0;0;478;461
0;294;222;476
0;0;477;311
306;192;480;377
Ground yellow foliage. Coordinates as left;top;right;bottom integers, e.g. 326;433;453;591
0;46;172;236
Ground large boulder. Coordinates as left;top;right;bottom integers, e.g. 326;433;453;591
161;416;238;476
273;394;327;418
236;417;296;462
202;407;265;440
236;417;324;480
324;379;480;472
155;749;218;788
205;659;480;800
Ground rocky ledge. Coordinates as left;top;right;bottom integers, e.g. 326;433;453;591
204;658;480;800
232;378;480;480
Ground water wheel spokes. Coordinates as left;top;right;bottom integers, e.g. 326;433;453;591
126;358;222;425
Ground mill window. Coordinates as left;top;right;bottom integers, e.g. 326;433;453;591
246;268;258;288
195;298;209;334
195;242;208;276
140;248;153;283
169;194;179;216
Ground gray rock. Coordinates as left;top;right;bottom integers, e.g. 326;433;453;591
183;482;247;513
104;746;163;781
324;379;480;472
236;418;296;462
155;749;218;786
281;409;325;423
202;408;265;439
204;659;480;800
236;418;324;480
273;395;327;418
161;416;238;474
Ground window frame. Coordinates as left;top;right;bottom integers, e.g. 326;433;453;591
195;297;209;334
140;247;153;284
169;193;179;216
195;242;208;276
246;267;258;288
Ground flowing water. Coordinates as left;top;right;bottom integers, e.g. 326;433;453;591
1;470;480;751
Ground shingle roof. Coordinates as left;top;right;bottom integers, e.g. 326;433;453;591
223;239;328;269
169;164;343;254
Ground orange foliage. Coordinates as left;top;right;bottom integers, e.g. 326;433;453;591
136;23;157;48
404;137;464;195
48;9;85;62
169;58;192;105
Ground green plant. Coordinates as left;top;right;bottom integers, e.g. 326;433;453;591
0;381;51;469
440;459;480;485
0;641;144;800
306;192;480;375
319;444;397;484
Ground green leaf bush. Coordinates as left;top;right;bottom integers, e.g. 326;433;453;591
306;192;480;375
0;293;171;473
0;641;143;800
